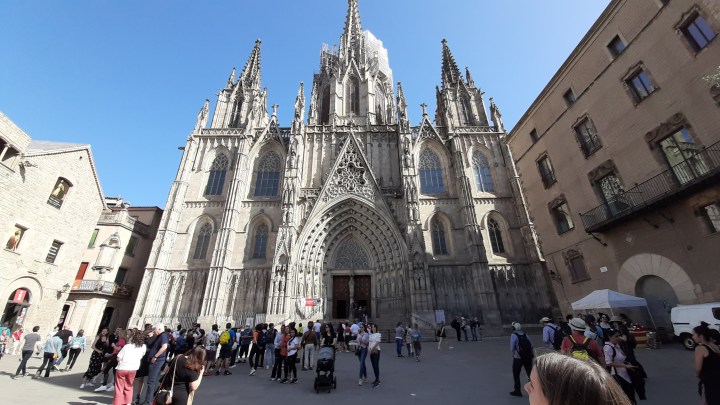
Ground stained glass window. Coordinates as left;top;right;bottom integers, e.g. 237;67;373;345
193;223;212;260
205;154;229;196
419;148;445;194
254;151;281;197
472;151;495;192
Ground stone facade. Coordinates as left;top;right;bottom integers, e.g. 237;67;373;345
0;112;105;334
507;0;720;331
63;199;162;339
130;0;555;332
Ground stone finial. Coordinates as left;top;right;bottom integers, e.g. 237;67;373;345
420;103;428;117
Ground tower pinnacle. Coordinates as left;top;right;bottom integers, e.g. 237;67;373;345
340;0;364;63
239;39;262;89
441;39;462;89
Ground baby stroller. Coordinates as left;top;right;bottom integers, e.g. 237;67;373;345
313;346;337;393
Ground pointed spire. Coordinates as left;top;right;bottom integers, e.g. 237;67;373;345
441;39;462;89
396;81;408;122
489;97;504;132
239;39;262;89
465;66;475;87
293;82;305;122
341;0;364;63
226;67;236;88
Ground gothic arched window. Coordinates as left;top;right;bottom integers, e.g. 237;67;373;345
192;223;212;260
254;151;281;197
374;82;386;124
472;151;495;193
488;218;505;254
419;148;445;194
347;76;360;115
431;219;449;256
252;224;269;259
205;154;229;196
460;97;473;125
320;86;331;125
230;96;243;127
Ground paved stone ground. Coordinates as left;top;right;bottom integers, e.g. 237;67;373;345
0;334;698;404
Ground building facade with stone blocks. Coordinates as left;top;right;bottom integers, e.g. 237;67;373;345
130;0;556;333
506;0;720;332
0;112;106;335
62;198;162;340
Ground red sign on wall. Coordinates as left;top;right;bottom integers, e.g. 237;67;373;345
12;289;27;303
305;298;316;307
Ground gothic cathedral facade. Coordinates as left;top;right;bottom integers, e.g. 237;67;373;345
130;0;556;332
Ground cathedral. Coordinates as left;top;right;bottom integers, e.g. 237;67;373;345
130;0;556;333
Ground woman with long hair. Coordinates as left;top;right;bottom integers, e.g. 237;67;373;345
113;329;146;405
270;325;286;381
336;322;347;352
321;323;337;348
356;323;370;385
65;329;86;371
368;323;382;388
436;322;447;350
161;345;206;405
80;328;109;388
694;322;720;405
604;329;637;404
525;352;632;405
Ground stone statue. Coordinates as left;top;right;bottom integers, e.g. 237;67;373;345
194;99;209;132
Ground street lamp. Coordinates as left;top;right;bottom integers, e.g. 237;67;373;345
549;270;563;285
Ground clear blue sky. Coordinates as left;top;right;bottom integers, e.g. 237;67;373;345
0;0;610;207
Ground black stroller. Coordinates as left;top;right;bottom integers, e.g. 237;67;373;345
313;346;337;393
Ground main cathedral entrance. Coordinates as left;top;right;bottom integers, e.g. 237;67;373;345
332;274;371;320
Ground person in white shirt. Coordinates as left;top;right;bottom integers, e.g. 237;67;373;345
368;323;382;388
283;328;301;384
604;329;637;404
113;329;147;405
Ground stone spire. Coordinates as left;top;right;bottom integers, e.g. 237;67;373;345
293;82;305;123
489;97;504;132
396;81;408;121
441;39;462;89
465;66;475;88
239;39;262;89
340;0;365;64
226;67;236;88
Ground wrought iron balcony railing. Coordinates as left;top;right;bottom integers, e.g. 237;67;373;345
580;140;720;232
71;279;133;297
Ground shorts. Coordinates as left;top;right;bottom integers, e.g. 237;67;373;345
218;345;232;359
205;349;217;362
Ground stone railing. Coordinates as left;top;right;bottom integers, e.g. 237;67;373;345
99;212;151;236
71;279;133;297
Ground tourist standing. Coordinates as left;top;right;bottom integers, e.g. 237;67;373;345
336;322;347;352
561;318;605;367
451;318;462;342
604;329;637;404
264;323;276;370
65;329;86;371
238;323;252;363
271;325;286;381
80;328;110;388
411;324;422;362
357;323;369;385
404;324;414;357
11;327;24;355
282;328;300;384
584;314;605;346
436;322;447;350
693;322;720;405
302;321;318;371
143;323;169;405
203;324;219;375
215;323;234;376
161;346;206;405
509;322;534;398
13;325;41;379
540;317;563;350
394;322;404;357
248;324;263;376
54;325;73;370
112;329;145;405
97;327;127;392
461;317;469;341
368;323;382;388
36;332;62;378
0;328;8;358
469;317;479;341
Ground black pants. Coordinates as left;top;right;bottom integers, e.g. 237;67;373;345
613;375;637;404
16;350;33;376
102;357;118;385
249;345;263;369
37;352;56;377
229;346;239;366
284;353;297;379
271;350;284;379
239;345;250;362
67;348;82;370
370;351;380;383
512;357;533;393
454;327;462;341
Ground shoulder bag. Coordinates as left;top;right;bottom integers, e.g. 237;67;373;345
153;355;180;405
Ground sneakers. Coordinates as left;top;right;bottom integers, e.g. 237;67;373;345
223;371;232;375
249;368;256;376
280;378;289;384
309;366;313;370
94;385;109;392
416;357;420;362
229;365;236;369
52;365;60;371
358;378;363;386
265;365;270;369
290;378;298;384
106;385;115;392
215;370;220;376
509;391;523;397
79;383;86;389
372;380;381;388
271;378;276;381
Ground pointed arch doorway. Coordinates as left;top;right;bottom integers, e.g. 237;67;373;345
330;238;372;320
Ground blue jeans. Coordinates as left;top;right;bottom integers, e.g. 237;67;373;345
471;327;478;341
145;357;166;404
395;338;403;355
358;347;368;379
264;344;275;367
462;328;468;341
370;351;380;383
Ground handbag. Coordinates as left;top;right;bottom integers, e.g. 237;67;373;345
153;355;179;405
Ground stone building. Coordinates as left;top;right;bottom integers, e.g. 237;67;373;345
507;0;720;331
62;198;161;339
0;112;105;332
130;0;554;332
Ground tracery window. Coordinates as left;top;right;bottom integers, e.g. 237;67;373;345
252;224;269;259
320;86;331;125
460;97;473;125
192;223;212;260
347;76;360;115
334;238;370;268
431;219;449;256
472;151;495;192
375;82;386;124
488;218;505;254
205;154;229;196
419;148;445;194
254;151;281;197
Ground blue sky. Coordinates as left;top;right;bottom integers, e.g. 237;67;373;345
0;0;610;207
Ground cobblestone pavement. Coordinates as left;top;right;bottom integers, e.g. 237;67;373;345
0;334;697;404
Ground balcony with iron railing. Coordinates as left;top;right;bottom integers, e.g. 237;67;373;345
580;140;720;232
70;279;133;298
98;211;150;236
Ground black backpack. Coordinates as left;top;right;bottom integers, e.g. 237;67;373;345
551;326;564;350
265;329;276;345
256;330;267;349
515;332;534;360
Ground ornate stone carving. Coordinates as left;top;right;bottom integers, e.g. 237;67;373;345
323;139;375;201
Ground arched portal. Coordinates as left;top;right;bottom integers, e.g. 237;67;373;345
636;275;678;331
1;288;31;330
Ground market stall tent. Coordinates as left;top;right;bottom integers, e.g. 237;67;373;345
571;289;656;329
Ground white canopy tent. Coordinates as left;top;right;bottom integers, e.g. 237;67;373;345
571;289;656;329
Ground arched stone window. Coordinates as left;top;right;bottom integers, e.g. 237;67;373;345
472;151;495;192
347;76;360;115
230;96;243;127
252;224;269;259
254;151;281;197
460;97;473;125
419;148;445;194
334;238;370;268
488;218;505;254
431;218;449;256
320;86;331;125
205;154;229;196
193;223;212;260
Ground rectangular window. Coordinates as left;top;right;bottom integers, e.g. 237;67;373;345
563;89;576;106
568;256;590;283
125;236;138;256
5;225;26;252
0;139;20;168
574;118;602;157
607;35;626;57
114;268;128;285
682;14;717;51
551;202;575;234
701;203;720;233
530;129;539;144
537;155;557;188
46;240;63;264
597;173;630;216
75;262;89;281
47;178;70;209
626;70;656;102
88;228;99;248
659;128;709;184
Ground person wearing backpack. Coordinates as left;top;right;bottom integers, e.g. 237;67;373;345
264;323;276;370
540;317;564;350
604;329;638;404
509;322;534;397
560;318;606;368
215;323;234;376
202;324;220;376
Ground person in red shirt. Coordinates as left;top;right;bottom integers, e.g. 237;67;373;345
561;317;606;368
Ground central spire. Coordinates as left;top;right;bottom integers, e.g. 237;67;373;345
340;0;364;64
240;39;262;89
441;39;462;89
